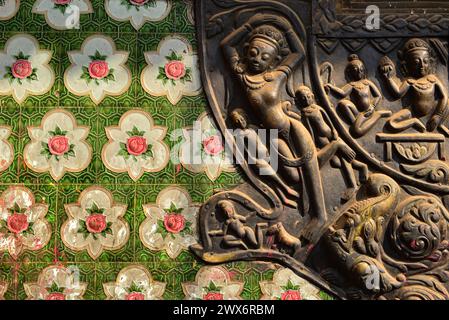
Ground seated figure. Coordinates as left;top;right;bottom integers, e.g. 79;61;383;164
378;38;449;133
326;54;391;137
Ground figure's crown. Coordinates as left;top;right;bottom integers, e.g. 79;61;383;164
402;38;430;54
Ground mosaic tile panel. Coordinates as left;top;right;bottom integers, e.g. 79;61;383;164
0;0;331;300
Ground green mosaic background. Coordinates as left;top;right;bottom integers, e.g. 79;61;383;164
0;0;333;300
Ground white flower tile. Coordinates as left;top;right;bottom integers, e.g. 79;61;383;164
105;0;171;30
0;0;19;20
141;35;202;105
179;112;234;181
24;265;87;300
23;109;92;181
61;186;129;260
32;0;93;30
260;267;322;300
0;34;54;104
64;34;132;104
0;186;51;259
139;186;198;259
102;110;170;181
182;266;243;300
103;265;165;300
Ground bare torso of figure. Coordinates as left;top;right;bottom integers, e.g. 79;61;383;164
244;71;291;131
406;76;438;118
227;218;246;238
349;80;374;112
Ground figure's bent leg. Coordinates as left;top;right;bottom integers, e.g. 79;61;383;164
275;138;301;186
352;110;392;137
316;141;340;168
300;156;328;242
223;236;248;250
243;227;258;248
340;159;358;201
351;159;369;183
289;119;328;237
337;100;359;124
388;109;426;132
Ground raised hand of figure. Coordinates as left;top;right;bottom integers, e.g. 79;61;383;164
379;56;396;79
364;106;375;118
324;83;334;94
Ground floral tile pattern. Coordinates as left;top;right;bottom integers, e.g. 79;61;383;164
61;186;129;259
24;265;87;300
0;0;20;21
179;112;235;181
64;34;132;105
23;109;92;181
32;0;93;30
103;264;165;300
139;186;198;259
0;0;329;300
105;0;172;31
141;35;202;105
259;267;322;300
102;110;169;181
0;186;51;259
0;34;54;104
182;266;244;300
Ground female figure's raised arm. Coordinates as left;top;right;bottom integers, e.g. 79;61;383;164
220;23;252;71
282;29;305;69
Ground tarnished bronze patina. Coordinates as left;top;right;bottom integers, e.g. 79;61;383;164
191;0;449;300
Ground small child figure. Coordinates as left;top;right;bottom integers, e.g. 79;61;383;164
208;200;268;250
326;54;391;137
230;108;300;208
378;38;449;132
295;85;368;200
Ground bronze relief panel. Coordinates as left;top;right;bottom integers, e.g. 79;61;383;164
191;0;449;300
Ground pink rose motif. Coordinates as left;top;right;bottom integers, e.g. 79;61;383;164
164;61;186;80
202;135;224;156
203;292;224;300
163;214;185;234
7;213;29;234
53;0;72;4
11;60;33;79
85;214;107;234
129;0;148;5
48;136;70;156
46;292;66;300
88;60;110;79
281;290;302;300
126;136;148;156
125;292;145;300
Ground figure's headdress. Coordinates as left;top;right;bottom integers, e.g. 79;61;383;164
248;25;289;56
401;38;431;55
345;54;366;80
398;38;434;76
